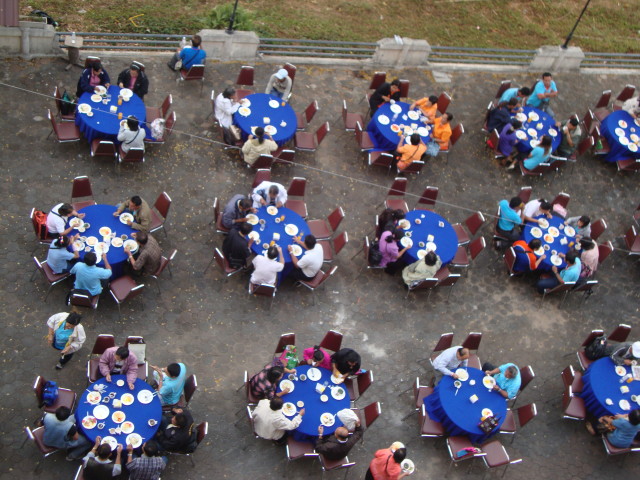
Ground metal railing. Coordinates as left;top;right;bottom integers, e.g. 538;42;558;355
258;37;377;59
56;32;184;51
582;51;640;69
429;46;536;66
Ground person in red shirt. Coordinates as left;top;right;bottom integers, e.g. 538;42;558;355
365;442;411;480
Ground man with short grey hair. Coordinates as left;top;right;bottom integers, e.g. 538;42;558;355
482;362;521;399
432;346;469;379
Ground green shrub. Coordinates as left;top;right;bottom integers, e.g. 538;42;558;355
203;3;254;31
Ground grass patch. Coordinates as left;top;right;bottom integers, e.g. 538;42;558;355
21;0;639;53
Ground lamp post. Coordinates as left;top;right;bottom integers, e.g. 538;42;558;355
226;0;240;34
561;0;591;49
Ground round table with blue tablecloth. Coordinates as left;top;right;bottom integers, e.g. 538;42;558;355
512;106;561;154
76;375;162;444
70;204;137;278
399;210;458;266
367;101;432;151
233;93;297;146
277;365;351;440
249;206;310;283
581;357;640;419
75;85;146;143
521;214;577;271
424;367;507;444
599;110;640;163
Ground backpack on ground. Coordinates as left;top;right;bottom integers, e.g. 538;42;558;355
42;381;59;406
368;241;382;266
60;90;74;116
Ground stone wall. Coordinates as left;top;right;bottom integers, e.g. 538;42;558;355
0;21;59;57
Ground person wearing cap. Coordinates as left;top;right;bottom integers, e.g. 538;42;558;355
47;311;86;370
265;68;292;101
116;63;149;99
76;61;110;97
117;115;145;153
242;127;278;166
610;341;640;366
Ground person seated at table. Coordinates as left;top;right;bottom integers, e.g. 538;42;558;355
482;362;521;400
222;222;254;269
289;235;324;281
522;199;553;224
117;63;149;99
512;239;546;273
496;197;524;245
151;362;187;406
586;410;640;447
302;345;332;369
113;195;152;232
249;358;294;400
265;68;292;101
242;127;278;166
174;34;206;72
555;117;581;158
47;234;80;274
76;61;110;97
622;96;640;119
535;250;581;294
526;72;558;117
579;238;599;278
497;120;522;166
117;115;145;154
377;208;405;238
125;231;162;276
402;250;442;286
486;101;513;134
365;442;410;480
99;345;138;390
369;79;400;116
42;406;92;460
380;228;411;275
47;311;85;370
564;215;591;239
46;202;85;237
222;194;255;231
409;94;438;124
394;133;426;171
155;407;195;453
126;441;167;480
251;245;284;286
251;181;288;209
82;437;123;479
425;112;453;158
507;135;552;171
214;87;241;144
499;86;531;105
432;346;470;379
70;252;112;296
331;348;361;380
253;397;305;443
610;341;640;366
316;420;363;461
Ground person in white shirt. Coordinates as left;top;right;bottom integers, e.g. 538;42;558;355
117;115;145;153
251;246;284;286
46;203;85;236
289;235;323;281
251;181;288;210
432;346;470;378
253;397;304;442
215;87;240;129
522;199;553;224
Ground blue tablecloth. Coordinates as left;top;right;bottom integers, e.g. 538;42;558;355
425;368;507;444
76;375;162;444
277;365;351;440
250;206;310;282
233;93;297;146
367;101;432;151
521;214;576;271
400;210;458;265
513;106;561;154
70;204;136;278
581;357;640;418
75;85;146;143
599;110;640;163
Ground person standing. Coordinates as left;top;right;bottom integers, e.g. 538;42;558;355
526;72;558;117
47;311;85;370
365;442;410;480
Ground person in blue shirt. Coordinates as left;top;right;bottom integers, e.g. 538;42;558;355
70;251;112;296
482;362;521;400
497;197;524;244
42;406;92;460
520;135;552;171
536;249;581;294
178;35;206;71
46;235;80;274
499;86;531;105
152;362;187;406
526;72;558;117
586;410;640;448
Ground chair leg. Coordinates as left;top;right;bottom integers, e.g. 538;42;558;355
203;257;215;274
44;285;54;302
401;409;418;421
189;453;195;467
30;267;38;282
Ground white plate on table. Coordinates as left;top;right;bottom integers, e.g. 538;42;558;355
528;112;540;122
87;391;102;405
619;137;630;146
543;234;554;243
529;139;539;148
119;213;134;224
78;103;92;114
245;214;259;225
94;86;107;95
615;127;626;137
629;143;639;152
264;125;277;135
69;217;84;229
398;219;411;230
550;254;562;266
112;411;126;424
618;120;628;128
285;224;298;236
126;433;142;448
417;250;428;259
631;134;640;142
119;88;133;99
240;98;251;107
94;242;109;256
527;128;538;138
564;226;575;237
111;237;123;248
330;374;344;384
137;390;154;404
515;113;527;122
407;110;420;120
620;399;631;411
455;368;469;381
390;104;402;114
307;368;321;381
481;408;494;417
99;227;111;237
331;386;346;400
86;236;98;246
537;218;549;229
615;366;627;376
269;99;280;108
238;107;251;117
93;405;109;420
266;206;278;215
482;376;496;389
425;241;437;252
390;124;401;133
403;126;414;136
280;379;295;393
516;130;527;140
290;245;302;256
101;436;118;450
90;94;102;103
121;421;134;434
121;393;134;405
282;402;296;416
548;226;560;237
123;239;138;253
400;237;413;248
378;115;390;125
82;416;98;429
248;231;260;242
320;412;335;427
548;128;558;137
417;127;429;136
534;247;545;256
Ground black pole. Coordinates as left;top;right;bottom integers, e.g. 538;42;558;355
226;0;240;34
562;0;591;49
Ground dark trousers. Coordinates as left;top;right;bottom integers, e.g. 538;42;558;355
52;345;74;365
482;362;497;372
290;268;315;282
365;468;374;480
385;259;407;275
496;226;520;244
536;276;560;294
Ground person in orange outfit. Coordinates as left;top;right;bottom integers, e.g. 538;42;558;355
409;95;438;124
394;133;426;171
365;442;411;480
425;113;453;157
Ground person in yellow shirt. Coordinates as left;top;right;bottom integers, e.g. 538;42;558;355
394;133;426;170
425;113;453;157
409;95;438;124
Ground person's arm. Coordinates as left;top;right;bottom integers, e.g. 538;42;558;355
277;187;287;208
138;74;149;97
276;246;285;266
288;245;301;268
101;253;112;272
63;325;86;354
99;351;113;382
346;423;364;446
112;445;123;476
396;244;410;260
534;255;547;269
125;357;138;389
493;384;510;399
282;78;292;100
433;351;456;377
130;206;151;232
102;70;111;88
265;75;275;94
125;443;135;468
274;408;305;431
610;345;632;366
550;265;565;285
435;128;451;147
117;70;126;88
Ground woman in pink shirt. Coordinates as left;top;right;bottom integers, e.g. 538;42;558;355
76;62;110;97
379;228;410;274
302;346;331;369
